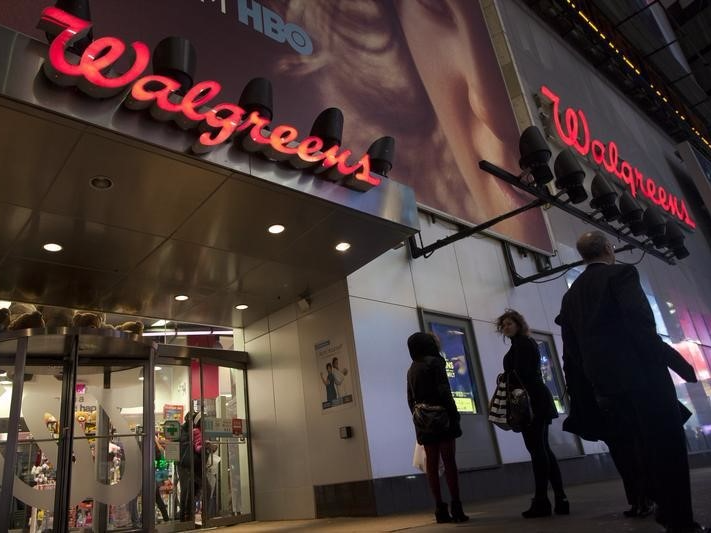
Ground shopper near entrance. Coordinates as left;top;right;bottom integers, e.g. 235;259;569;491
406;332;468;524
495;310;568;518
558;231;706;533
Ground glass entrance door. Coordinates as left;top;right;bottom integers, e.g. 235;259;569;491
0;329;155;532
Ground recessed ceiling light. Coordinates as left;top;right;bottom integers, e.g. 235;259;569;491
268;224;285;234
155;366;162;371
335;242;351;252
235;304;249;310
90;176;114;190
138;376;145;381
174;295;189;301
43;243;63;252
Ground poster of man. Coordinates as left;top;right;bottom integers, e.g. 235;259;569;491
315;339;354;410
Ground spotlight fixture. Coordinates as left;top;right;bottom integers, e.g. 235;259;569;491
553;149;588;203
43;243;63;253
642;207;667;247
235;304;248;310
310;108;344;152
239;78;273;121
335;242;351;252
90;176;113;190
519;126;553;186
367;136;396;177
665;222;689;259
45;0;93;54
268;224;285;235
618;191;645;236
152;36;197;96
589;174;620;221
174;295;189;302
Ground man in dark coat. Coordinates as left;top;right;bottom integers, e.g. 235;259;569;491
558;231;704;533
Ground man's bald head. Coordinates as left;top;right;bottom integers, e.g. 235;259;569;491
576;231;615;264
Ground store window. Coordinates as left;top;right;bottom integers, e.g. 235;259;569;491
419;312;483;414
530;333;567;414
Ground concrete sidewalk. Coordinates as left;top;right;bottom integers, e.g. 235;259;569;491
210;467;710;532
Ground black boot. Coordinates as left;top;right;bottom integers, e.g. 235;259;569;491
435;502;452;523
522;497;552;518
554;495;570;515
450;500;469;523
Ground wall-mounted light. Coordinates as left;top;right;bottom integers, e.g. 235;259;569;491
367;136;396;177
618;191;645;236
519;126;553;186
268;224;285;235
235;304;249;310
642;207;667;248
335;242;351;252
553;149;588;203
665;221;689;259
174;295;189;302
45;0;92;54
589;174;620;221
152;36;197;96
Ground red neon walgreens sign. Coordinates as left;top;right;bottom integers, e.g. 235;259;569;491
540;85;695;229
37;6;380;191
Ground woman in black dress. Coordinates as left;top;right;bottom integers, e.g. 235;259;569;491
407;332;469;523
495;309;569;518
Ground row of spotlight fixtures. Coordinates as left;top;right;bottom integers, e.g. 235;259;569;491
518;125;689;261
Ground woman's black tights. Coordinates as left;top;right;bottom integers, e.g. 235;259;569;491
424;439;460;504
521;417;565;500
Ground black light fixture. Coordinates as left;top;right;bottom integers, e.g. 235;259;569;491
367;136;396;177
665;222;689;259
519;126;553;186
152;36;197;95
311;108;343;151
239;77;273;121
618;191;645;236
589;174;620;221
46;0;93;54
553;149;588;203
238;78;274;153
642;207;667;248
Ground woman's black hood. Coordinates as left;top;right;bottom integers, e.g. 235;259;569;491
407;332;439;361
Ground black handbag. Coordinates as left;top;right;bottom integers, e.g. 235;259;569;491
507;371;533;433
413;403;450;435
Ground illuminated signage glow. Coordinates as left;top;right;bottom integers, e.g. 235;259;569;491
38;6;380;191
540;85;695;229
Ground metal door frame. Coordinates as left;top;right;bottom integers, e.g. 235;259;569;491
0;328;156;532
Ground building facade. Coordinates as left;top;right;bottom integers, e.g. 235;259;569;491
0;0;710;529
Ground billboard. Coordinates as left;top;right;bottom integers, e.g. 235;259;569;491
0;0;552;252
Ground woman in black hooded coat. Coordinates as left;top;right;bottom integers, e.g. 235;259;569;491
407;332;468;523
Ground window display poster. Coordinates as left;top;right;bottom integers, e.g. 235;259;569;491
163;404;184;421
429;322;478;413
315;338;353;411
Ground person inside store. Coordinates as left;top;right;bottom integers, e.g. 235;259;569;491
558;230;706;533
495;309;568;518
406;332;469;524
178;412;201;522
154;434;170;522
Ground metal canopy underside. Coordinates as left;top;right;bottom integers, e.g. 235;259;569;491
0;98;415;328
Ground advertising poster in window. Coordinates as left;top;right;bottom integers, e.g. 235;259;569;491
429;322;479;414
315;338;354;411
0;0;553;253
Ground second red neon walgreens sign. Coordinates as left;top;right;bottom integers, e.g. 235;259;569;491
540;85;695;229
38;6;381;191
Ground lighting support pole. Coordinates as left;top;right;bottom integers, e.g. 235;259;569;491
408;198;546;259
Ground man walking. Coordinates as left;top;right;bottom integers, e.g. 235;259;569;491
558;231;704;533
